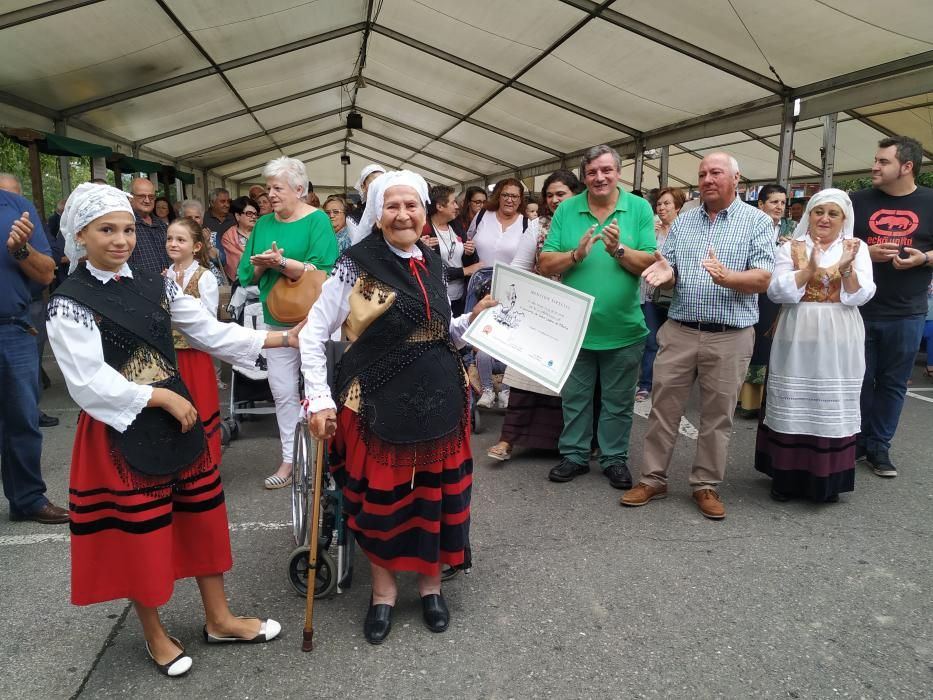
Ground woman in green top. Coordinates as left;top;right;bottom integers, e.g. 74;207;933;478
237;156;338;489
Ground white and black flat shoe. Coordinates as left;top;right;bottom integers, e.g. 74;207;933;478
264;474;292;489
146;635;192;677
203;617;281;644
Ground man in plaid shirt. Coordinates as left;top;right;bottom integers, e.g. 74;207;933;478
127;177;169;273
622;152;774;520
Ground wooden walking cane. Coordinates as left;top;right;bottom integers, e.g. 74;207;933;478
301;434;326;652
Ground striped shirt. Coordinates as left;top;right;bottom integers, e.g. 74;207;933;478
662;196;774;328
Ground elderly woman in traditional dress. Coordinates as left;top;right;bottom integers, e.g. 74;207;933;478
237;157;338;489
47;184;305;677
300;170;495;645
754;189;876;502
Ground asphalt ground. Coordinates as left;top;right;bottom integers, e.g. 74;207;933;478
2;358;931;700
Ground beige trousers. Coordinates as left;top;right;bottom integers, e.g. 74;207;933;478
640;321;754;491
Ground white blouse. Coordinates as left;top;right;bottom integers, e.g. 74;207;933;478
468;211;538;271
169;260;219;316
47;262;265;433
300;241;472;414
767;236;876;307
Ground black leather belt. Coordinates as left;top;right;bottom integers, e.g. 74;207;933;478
677;320;741;333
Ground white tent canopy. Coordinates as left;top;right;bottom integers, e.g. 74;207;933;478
1;0;930;197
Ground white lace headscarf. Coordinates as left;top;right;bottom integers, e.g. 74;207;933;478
354;163;386;201
351;170;430;245
791;188;855;241
61;182;134;272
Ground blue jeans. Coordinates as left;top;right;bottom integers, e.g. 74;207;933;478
0;322;49;515
638;302;667;391
477;351;506;390
923;319;933;366
859;315;925;454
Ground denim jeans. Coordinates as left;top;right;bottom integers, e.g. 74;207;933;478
476;351;506;390
923;319;933;366
638;302;668;391
0;322;49;515
859;315;925;454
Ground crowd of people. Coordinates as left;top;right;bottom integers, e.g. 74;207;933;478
0;132;930;669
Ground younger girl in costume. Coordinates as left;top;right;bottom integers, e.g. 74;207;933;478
48;184;305;678
167;218;222;464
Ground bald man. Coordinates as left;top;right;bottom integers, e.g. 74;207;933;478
0;173;23;195
624;153;775;520
126;177;169;273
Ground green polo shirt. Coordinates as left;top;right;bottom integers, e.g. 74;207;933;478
542;187;656;350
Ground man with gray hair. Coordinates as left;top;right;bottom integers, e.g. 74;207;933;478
127;176;169;273
623;152;774;519
538;144;657;490
204;188;234;277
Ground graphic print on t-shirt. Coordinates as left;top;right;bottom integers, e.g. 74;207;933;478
868;209;919;243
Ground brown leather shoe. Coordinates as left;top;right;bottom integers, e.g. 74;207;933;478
693;489;725;520
620;482;667;506
10;502;70;525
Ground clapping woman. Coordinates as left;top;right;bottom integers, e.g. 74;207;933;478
754;189;876;502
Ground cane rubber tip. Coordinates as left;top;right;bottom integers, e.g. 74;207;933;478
302;629;314;652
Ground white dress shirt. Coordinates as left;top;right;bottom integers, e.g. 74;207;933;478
300;241;472;413
170;260;219;316
47;262;265;432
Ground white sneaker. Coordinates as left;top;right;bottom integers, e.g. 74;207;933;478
477;388;495;408
496;388;510;408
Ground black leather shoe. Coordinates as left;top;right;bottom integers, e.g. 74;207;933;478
421;593;449;633
769;488;791;502
603;461;632;489
363;601;393;645
548;458;589;483
39;412;59;428
10;502;69;524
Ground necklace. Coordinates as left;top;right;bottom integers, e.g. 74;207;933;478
433;223;458;262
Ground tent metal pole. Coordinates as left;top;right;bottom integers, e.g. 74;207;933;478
27;139;46;220
776;99;796;189
55;120;71;196
633;144;644;192
820;113;838;190
659;146;669;188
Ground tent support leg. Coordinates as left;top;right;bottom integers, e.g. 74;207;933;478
820;113;838;190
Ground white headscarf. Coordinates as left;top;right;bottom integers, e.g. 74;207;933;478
791;188;855;241
61;182;134;273
354;163;386;200
352;170;430;245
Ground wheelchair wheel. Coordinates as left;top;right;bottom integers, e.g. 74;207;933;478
287;545;337;598
291;420;318;548
471;402;482;434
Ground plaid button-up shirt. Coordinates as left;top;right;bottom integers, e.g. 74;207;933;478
662;196;774;328
128;213;170;274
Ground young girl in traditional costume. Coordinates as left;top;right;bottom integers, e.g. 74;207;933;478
48;184;305;678
166;218;222;464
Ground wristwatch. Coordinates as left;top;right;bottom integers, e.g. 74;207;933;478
11;244;29;261
280;331;289;348
613;246;625;260
277;257;288;271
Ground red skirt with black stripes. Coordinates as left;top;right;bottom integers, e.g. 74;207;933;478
330;408;472;577
176;348;222;466
69;357;230;608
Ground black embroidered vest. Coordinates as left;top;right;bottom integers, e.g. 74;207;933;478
50;264;205;477
334;234;467;457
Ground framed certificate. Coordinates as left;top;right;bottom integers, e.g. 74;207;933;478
462;262;594;394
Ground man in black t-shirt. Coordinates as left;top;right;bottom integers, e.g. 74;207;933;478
851;135;933;478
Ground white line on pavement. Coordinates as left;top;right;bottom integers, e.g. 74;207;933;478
906;391;933;404
0;521;290;548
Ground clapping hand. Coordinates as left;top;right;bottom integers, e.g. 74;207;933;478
421;234;438;248
250;241;284;270
868;242;899;263
641;251;674;287
601;220;621;256
701;247;731;286
837;239;860;271
463;239;476;256
575;224;602;261
6;211;32;252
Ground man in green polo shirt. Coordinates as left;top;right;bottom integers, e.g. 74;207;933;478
539;144;657;489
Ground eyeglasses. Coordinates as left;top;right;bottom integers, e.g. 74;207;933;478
240;210;258;218
132;194;154;200
470;199;485;205
324;209;344;217
500;193;521;201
